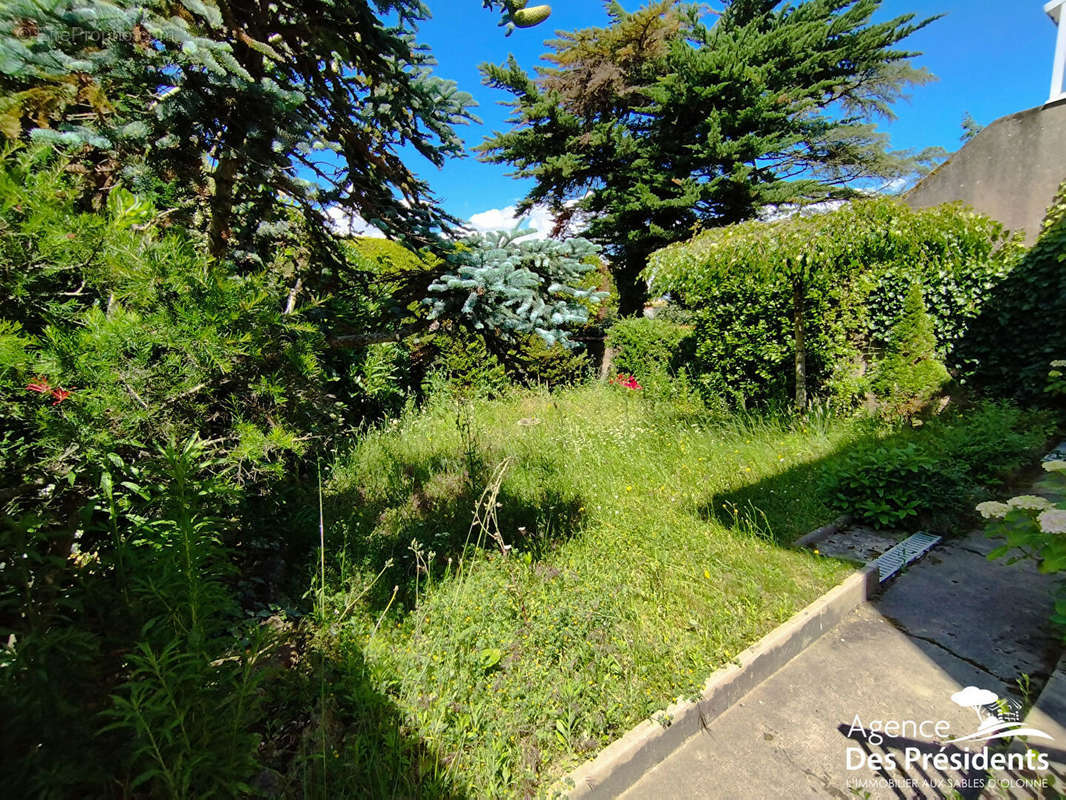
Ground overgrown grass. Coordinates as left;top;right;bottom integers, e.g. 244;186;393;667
309;384;863;797
302;385;1050;798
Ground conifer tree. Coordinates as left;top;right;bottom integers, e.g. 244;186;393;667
479;0;944;314
0;0;477;264
0;0;595;347
874;283;950;417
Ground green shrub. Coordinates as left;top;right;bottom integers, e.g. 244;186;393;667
506;332;593;387
826;442;969;529
606;317;695;377
826;401;1052;529
928;401;1053;483
343;235;440;274
0;146;368;794
647;199;1019;408
872;283;951;417
423;327;511;396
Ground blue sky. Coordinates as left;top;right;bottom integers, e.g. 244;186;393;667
405;0;1059;228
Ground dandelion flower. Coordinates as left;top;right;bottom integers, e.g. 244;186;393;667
976;501;1010;519
1043;460;1066;473
1038;508;1066;534
1007;495;1051;511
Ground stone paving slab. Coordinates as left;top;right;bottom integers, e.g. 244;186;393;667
812;525;907;564
876;537;1061;685
621;531;1062;800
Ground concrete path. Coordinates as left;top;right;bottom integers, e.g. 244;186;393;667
621;531;1064;799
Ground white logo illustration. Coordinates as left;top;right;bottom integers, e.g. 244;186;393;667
945;686;1053;745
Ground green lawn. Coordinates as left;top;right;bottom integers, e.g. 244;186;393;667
297;385;1049;798
308;384;866;797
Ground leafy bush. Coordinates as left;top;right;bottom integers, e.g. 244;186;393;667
647;199;1019;408
423;326;512;397
421;328;594;398
826;443;968;528
980;459;1066;639
826;402;1052;529
1;437;270;796
606;317;695;377
506;332;593;387
924;401;1054;484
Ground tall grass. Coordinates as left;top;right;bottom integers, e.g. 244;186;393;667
314;383;862;797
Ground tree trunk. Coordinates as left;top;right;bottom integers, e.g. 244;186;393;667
283;277;303;315
598;345;618;380
793;276;807;413
208;153;240;259
614;254;649;318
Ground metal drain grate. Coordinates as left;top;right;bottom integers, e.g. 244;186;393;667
870;532;941;583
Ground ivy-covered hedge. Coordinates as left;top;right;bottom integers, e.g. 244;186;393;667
646;199;1020;407
955;181;1066;403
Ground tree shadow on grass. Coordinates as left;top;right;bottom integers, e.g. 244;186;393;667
695;408;1052;546
258;622;469;800
324;453;588;612
694;433;882;546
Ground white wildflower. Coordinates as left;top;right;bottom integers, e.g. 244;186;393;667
1043;460;1066;473
1038;508;1066;534
1007;495;1052;511
976;501;1010;519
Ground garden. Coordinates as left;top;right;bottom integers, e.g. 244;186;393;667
2;1;1065;798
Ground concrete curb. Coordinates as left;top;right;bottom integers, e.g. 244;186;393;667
556;563;879;799
793;513;852;550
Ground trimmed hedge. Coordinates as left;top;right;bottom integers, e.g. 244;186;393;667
646;199;1020;407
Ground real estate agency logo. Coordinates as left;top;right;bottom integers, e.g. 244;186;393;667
845;686;1053;786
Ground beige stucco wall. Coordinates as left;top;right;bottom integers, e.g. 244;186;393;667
904;98;1066;244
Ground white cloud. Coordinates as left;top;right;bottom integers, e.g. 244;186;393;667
466;204;556;239
325;198;592;242
322;205;386;238
465;197;593;240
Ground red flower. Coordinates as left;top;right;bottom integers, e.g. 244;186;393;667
26;379;72;405
611;373;642;390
